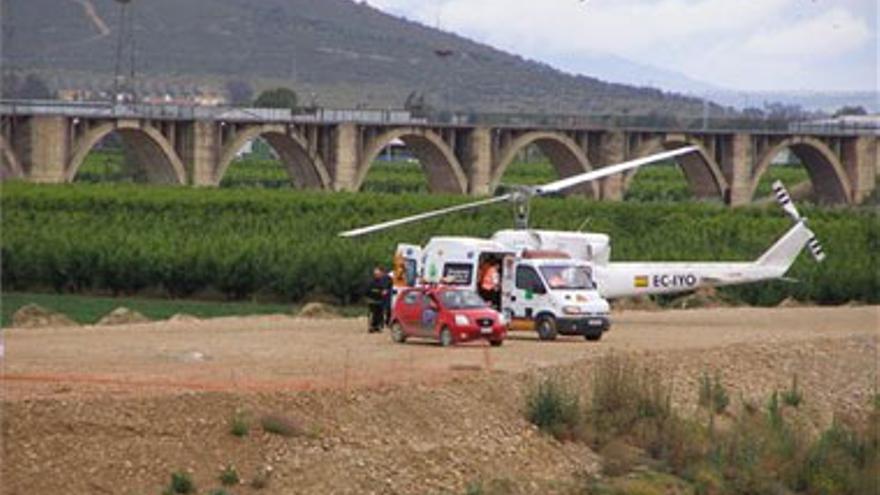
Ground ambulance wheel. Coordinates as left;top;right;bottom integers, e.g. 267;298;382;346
536;316;558;341
439;327;454;347
390;322;407;344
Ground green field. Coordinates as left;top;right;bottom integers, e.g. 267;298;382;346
2;180;876;310
77;149;810;201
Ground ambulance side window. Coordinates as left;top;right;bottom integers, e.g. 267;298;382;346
516;266;546;294
443;263;473;286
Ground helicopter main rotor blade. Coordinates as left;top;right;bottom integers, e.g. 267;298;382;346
339;194;513;238
535;146;700;196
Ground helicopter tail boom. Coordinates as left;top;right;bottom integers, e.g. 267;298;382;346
595;182;824;299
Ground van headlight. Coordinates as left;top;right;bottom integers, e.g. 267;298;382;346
454;314;470;326
562;306;585;316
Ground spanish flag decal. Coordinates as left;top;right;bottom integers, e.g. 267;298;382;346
634;275;649;288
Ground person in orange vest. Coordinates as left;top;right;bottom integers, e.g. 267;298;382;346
479;260;501;309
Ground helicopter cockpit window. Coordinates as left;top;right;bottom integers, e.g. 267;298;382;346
515;266;546;294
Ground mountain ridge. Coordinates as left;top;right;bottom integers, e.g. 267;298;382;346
2;0;722;117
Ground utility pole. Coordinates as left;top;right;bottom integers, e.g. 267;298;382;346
112;0;137;103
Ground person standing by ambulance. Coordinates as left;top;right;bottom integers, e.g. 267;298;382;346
366;266;390;333
479;260;501;309
382;268;394;328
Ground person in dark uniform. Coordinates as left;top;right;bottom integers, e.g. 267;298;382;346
366;266;390;333
382;269;394;328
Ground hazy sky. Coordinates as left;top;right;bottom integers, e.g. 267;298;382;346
367;0;877;93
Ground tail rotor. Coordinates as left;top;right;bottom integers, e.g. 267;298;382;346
772;180;825;263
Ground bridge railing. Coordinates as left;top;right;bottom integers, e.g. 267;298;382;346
1;99;876;136
423;111;879;135
0;100;426;125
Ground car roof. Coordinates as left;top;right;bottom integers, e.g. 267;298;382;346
402;285;472;294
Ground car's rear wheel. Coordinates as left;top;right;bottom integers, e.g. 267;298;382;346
390;322;407;343
535;315;558;341
584;332;602;342
439;327;454;347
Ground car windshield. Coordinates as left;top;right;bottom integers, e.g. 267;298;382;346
540;265;595;290
440;290;488;309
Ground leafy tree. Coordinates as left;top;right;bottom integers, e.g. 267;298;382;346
833;105;868;118
225;80;254;106
1;73;52;99
253;87;298;110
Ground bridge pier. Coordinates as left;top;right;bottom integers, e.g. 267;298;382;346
841;136;878;204
720;133;755;207
180;121;221;186
464;127;493;195
331;123;359;192
594;131;626;201
23;116;69;183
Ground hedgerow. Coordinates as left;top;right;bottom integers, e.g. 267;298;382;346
1;182;876;305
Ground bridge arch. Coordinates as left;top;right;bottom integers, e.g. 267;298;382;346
217;124;331;189
0;134;23;179
624;138;728;200
750;137;851;205
490;131;597;197
355;128;467;194
67;123;187;184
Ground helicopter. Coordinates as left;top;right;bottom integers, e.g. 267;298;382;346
340;147;825;341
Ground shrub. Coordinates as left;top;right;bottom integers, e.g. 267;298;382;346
525;376;583;441
250;466;273;490
208;490;231;495
781;374;803;408
230;412;250;437
166;471;195;494
588;355;672;445
219;465;239;486
260;413;304;437
698;372;729;415
464;479;516;495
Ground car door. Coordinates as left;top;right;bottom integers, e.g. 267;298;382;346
511;265;549;320
398;290;422;333
418;293;440;337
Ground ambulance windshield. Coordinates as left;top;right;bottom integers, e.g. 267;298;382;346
440;290;488;309
540;265;595;290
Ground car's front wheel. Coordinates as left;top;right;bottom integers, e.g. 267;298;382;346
489;339;504;347
439;327;454;347
390;322;407;343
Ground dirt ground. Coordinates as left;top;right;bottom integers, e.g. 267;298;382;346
1;306;878;494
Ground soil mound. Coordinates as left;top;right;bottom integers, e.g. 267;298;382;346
296;302;339;319
612;296;660;313
169;313;201;323
777;297;804;308
671;287;732;310
11;304;78;329
97;307;151;326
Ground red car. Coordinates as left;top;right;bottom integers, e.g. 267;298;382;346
390;286;507;347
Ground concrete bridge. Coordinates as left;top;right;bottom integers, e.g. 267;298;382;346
1;101;877;205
